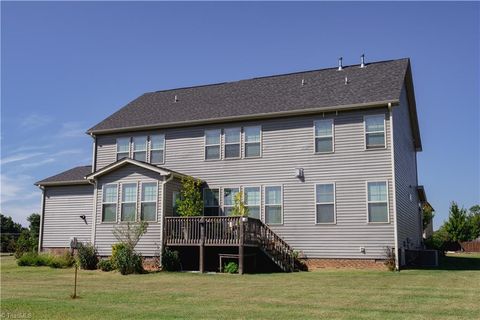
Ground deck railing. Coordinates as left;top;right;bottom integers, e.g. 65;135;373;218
164;216;295;272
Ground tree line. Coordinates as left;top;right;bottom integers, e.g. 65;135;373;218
1;213;40;257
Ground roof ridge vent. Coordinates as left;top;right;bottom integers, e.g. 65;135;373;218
338;57;343;71
360;54;366;68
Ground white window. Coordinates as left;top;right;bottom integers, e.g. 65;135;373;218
150;134;165;164
244;187;260;219
141;183;157;221
116;137;130;161
365;115;386;149
205;129;221;160
102;184;118;222
315;183;335;223
265;186;282;224
172;191;181;216
223;187;239;216
314;119;334;153
203;188;220;216
224;128;241;159
367;181;389;223
244;126;261;158
121;183;137;222
133;136;147;162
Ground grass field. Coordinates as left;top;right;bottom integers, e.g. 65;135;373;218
1;253;479;320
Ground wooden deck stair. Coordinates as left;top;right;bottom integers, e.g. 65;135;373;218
164;216;295;273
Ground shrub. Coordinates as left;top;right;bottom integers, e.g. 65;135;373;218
112;243;144;275
49;251;75;268
176;176;203;216
14;230;37;259
98;259;114;272
384;247;396;271
17;252;51;266
223;261;238;274
162;248;181;271
76;242;98;270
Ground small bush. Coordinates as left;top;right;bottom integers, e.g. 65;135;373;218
98;259;114;272
111;243;144;275
384;247;396;271
223;261;238;274
162;248;181;271
49;251;75;268
76;242;98;270
17;252;73;268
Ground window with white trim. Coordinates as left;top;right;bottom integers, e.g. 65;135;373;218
133;136;147;162
244;126;261;158
172;191;180;216
315;183;335;223
121;183;137;222
224;128;241;159
367;181;389;222
314;119;334;153
223;187;239;216
116;138;130;161
141;183;157;221
203;188;220;216
244;187;260;219
365;115;385;148
205;129;221;160
102;184;118;222
265;186;282;224
150;134;165;164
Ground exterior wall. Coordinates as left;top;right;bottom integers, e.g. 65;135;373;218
94;164;164;256
95;108;395;259
42;185;93;249
394;87;422;250
164;176;183;217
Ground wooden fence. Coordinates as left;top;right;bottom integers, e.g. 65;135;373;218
460;240;480;252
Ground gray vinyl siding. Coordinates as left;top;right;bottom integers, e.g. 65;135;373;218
394;86;422;249
94;164;164;256
95;109;395;259
164;177;183;217
42;185;93;249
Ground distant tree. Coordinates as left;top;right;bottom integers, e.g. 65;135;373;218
467;205;480;240
0;214;25;252
422;204;435;231
176;177;203;217
444;202;470;243
27;213;40;239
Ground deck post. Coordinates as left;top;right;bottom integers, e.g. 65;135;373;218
199;217;205;273
239;217;245;275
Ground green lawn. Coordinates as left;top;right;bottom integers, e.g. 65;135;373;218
1;254;479;320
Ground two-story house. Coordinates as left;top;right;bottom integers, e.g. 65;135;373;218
35;57;427;271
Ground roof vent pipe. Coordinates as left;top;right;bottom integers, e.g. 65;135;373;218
360;54;365;68
301;79;306;86
338;57;343;71
344;76;348;85
174;95;178;102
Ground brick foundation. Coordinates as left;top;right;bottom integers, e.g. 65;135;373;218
302;258;388;270
42;247;71;255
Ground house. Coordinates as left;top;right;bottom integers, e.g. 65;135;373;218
35;57;428;271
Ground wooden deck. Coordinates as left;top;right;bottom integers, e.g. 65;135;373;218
164;216;295;274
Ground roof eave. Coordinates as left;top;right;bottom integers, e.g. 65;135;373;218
404;61;423;152
35;180;90;187
86;99;400;135
85;158;174;181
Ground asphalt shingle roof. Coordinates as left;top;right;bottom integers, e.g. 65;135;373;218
35;166;92;186
87;58;410;134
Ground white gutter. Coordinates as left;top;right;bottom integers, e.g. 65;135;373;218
87;100;399;135
388;103;400;271
91;180;98;245
91;133;97;173
159;173;175;267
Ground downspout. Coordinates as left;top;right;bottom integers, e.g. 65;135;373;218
37;186;46;253
88;179;98;246
90;134;97;173
388;103;400;271
160;173;175;266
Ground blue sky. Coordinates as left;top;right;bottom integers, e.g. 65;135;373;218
1;2;479;228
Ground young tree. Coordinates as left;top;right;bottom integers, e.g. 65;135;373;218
176;176;203;217
468;205;480;240
230;192;249;217
112;221;149;250
444;202;470;243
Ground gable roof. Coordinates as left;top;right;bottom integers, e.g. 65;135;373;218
35;165;92;186
85;158;187;181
